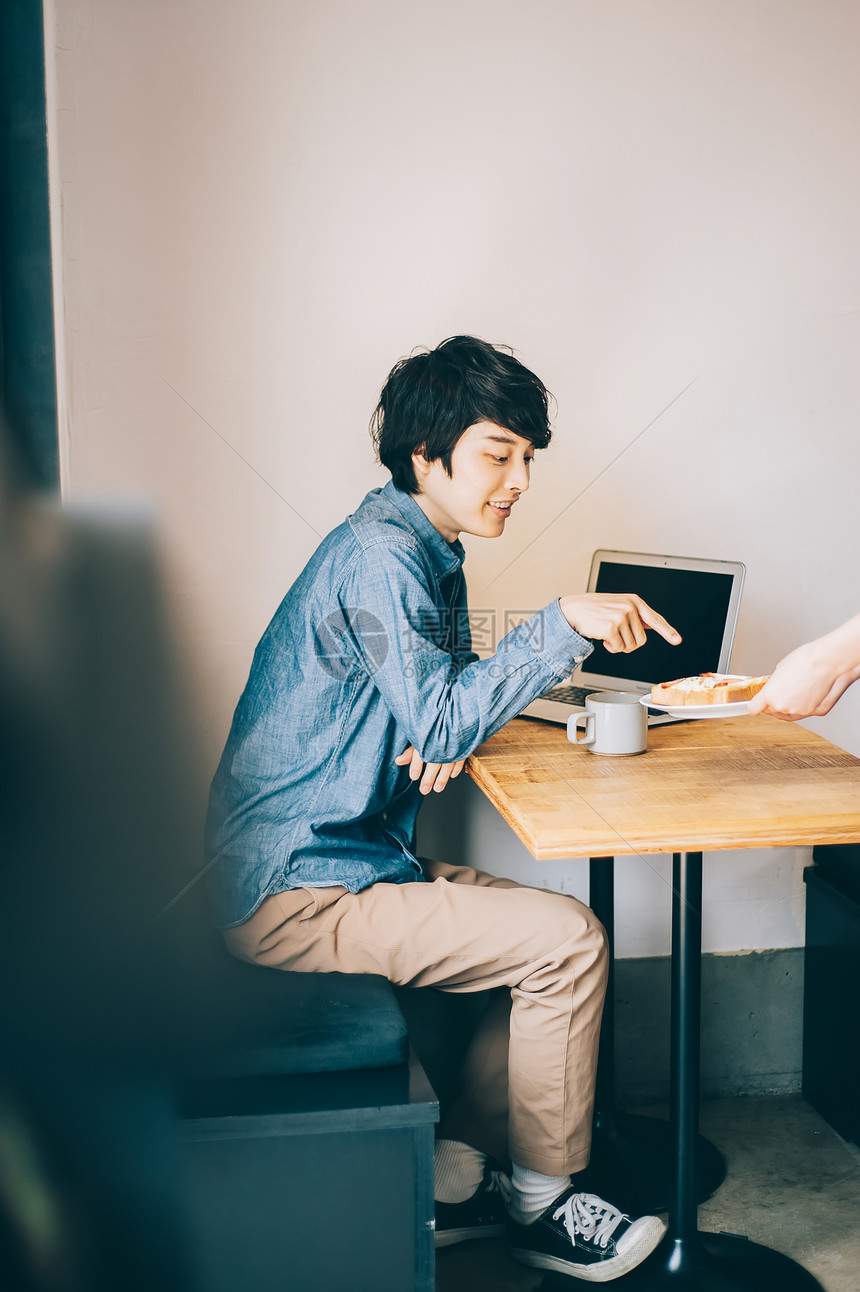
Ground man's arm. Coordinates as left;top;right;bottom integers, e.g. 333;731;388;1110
748;613;860;720
395;590;682;791
344;541;680;765
344;542;590;763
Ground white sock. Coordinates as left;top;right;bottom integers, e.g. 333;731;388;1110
508;1163;570;1225
434;1139;487;1204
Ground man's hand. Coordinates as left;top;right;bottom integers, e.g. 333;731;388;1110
559;593;682;654
395;746;466;794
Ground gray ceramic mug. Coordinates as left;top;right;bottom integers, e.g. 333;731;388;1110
567;691;648;756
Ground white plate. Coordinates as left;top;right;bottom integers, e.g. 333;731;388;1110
639;694;751;720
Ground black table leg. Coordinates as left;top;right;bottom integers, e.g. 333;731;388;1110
590;855;617;1132
586;856;726;1217
600;852;825;1290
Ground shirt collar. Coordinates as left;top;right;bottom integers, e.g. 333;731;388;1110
380;480;465;578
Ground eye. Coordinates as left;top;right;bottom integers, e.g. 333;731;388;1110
491;455;509;463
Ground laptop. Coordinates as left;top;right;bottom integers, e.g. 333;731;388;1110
521;550;746;726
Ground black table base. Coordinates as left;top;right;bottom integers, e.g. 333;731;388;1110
588;1110;727;1219
565;853;823;1291
587;857;726;1216
540;1230;824;1291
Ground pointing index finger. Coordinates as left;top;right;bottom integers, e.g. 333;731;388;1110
638;600;683;645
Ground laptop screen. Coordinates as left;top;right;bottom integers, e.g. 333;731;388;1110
580;556;742;688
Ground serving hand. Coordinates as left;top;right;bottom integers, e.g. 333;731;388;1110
748;626;860;720
395;746;466;794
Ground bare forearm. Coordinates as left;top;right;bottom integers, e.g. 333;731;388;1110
819;612;860;676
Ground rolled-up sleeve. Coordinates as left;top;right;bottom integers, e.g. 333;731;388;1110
338;540;593;763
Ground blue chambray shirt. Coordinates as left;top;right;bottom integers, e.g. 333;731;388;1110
206;481;593;927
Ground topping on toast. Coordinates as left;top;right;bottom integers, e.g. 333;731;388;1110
650;673;769;706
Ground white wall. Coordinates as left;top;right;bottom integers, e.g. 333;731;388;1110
46;0;860;956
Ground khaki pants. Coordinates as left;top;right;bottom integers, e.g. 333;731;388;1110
225;860;608;1176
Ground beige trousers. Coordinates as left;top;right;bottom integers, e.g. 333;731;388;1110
225;859;608;1176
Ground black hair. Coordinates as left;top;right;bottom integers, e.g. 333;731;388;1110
370;335;553;494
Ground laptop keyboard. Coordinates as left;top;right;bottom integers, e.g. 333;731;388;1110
539;683;674;721
542;684;599;706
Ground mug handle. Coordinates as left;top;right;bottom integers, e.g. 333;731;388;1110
570;711;595;746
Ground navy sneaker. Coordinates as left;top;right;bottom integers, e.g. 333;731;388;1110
434;1165;511;1248
506;1186;665;1282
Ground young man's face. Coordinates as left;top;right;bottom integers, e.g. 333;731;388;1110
411;422;534;542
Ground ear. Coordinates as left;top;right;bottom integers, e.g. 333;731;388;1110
411;447;431;479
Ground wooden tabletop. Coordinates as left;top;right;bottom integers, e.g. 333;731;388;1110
465;715;860;859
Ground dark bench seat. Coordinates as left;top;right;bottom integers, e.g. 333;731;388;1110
178;958;438;1292
803;845;860;1147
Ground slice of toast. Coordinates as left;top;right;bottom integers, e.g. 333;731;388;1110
650;672;769;706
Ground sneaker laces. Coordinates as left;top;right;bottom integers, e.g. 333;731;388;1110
487;1169;513;1207
552;1192;627;1250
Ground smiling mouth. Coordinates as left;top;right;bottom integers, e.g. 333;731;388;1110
488;500;515;512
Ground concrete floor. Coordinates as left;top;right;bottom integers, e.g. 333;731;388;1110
436;1096;860;1292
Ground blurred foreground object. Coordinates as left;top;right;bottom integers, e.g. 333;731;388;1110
0;429;220;1290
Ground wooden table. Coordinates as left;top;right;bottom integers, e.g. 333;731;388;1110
467;715;860;1291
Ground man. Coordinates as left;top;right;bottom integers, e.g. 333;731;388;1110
207;335;682;1281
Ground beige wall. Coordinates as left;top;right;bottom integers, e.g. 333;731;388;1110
45;0;860;955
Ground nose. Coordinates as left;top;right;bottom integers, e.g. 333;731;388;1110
507;456;531;494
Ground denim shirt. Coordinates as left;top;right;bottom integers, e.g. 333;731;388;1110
205;481;593;927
